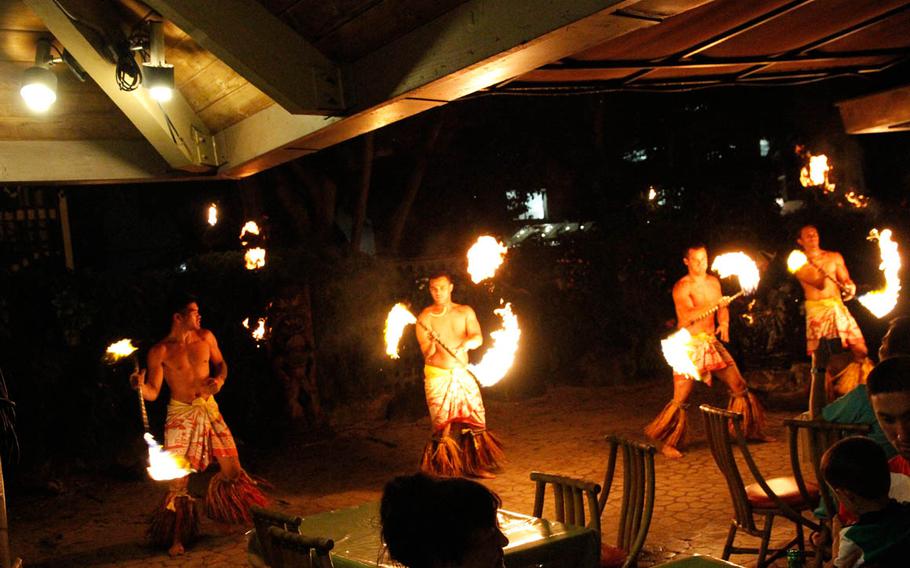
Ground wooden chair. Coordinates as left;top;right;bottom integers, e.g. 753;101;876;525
783;417;871;568
267;526;334;568
530;471;602;533
250;505;303;567
598;435;656;568
700;404;820;568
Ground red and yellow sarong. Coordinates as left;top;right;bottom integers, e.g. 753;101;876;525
805;297;865;355
675;332;734;387
164;397;238;472
424;364;486;432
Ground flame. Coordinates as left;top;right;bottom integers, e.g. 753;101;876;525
244;247;266;270
144;433;193;481
384;303;417;358
468;302;521;386
240;221;260;243
467;236;509;284
105;338;137;362
207;203;218;226
648;187;657;201
711;252;760;294
844;191;869;209
243;317;267;341
787;250;809;273
660;328;701;381
858;228;902;318
799;154;835;192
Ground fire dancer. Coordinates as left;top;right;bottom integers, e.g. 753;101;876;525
130;293;266;556
793;225;870;415
416;271;503;478
646;245;770;459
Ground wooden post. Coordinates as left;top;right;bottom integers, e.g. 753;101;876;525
57;190;74;271
350;133;374;253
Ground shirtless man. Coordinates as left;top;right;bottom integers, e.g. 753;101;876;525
645;245;769;458
415;272;503;478
793;225;869;416
131;294;265;555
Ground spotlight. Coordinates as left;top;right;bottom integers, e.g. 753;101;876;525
20;39;57;112
142;21;174;103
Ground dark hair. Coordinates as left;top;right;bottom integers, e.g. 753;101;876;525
867;356;910;395
821;436;890;500
380;473;501;568
166;291;198;318
881;316;910;360
683;243;706;258
427;270;453;283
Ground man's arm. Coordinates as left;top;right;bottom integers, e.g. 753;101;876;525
672;280;697;328
795;264;827;291
205;330;227;393
133;344;166;401
459;306;483;354
415;313;437;360
834;253;857;298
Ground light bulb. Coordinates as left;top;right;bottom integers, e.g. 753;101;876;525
20;65;57;112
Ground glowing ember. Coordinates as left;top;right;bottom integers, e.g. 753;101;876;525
844;191;869;209
384;303;417;358
468;302;520;386
660;328;700;381
243;317;267;341
105;338;137;362
711;252;760;294
207;203;218;226
648;187;657;201
240;221;261;245
800;154;835;193
244;247;266;270
858;228;902;318
467;236;509;284
144;432;193;480
787;250;809;273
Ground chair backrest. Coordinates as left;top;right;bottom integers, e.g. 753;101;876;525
599;435;656;568
699;404;759;533
251;505;303;567
267;526;334;568
530;471;602;533
783;417;872;521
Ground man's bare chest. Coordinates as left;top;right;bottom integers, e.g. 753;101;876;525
164;342;210;371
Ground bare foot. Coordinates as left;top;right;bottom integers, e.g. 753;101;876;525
661;445;684;459
168;542;185;557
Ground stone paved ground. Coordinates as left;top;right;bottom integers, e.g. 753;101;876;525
9;378;812;567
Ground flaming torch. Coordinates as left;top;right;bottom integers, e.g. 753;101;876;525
207;203;218;226
467;236;508;284
244;247;266;270
242;317;268;343
240;221;260;244
661;328;701;381
683;252;760;326
105;339;147;431
467;302;520;387
144;433;193;481
858;229;902;318
384;303;417;358
787;250;849;295
799;153;835;193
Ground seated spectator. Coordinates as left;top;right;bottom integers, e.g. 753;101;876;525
380;473;508;568
822;436;910;568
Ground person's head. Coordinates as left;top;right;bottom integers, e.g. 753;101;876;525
797;225;820;252
380;473;507;568
821;436;890;514
428;271;455;307
167;292;201;332
879;316;910;361
683;244;708;277
867;356;910;460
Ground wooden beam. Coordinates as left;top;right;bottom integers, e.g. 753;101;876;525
348;0;649;108
0;140;172;183
144;0;344;115
837;85;910;134
24;0;217;172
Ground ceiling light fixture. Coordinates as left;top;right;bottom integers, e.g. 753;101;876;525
142;21;174;102
20;38;86;113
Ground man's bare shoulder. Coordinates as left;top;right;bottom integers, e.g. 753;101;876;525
673;275;692;292
453;303;474;315
148;341;169;358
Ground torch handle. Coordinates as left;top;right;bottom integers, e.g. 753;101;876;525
685;290;745;327
803;258;847;291
415;320;483;387
132;354;150;433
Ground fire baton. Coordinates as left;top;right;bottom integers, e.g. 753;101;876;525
133;357;150;434
787;250;850;296
415;320;484;387
685;291;744;327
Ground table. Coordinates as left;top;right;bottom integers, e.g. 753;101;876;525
654;555;745;567
249;502;600;568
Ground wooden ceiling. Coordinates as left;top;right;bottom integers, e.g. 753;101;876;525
1;0;909;185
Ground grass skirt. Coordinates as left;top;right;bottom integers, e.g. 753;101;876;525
644;400;688;449
461;429;504;475
205;470;268;525
420;435;463;477
149;492;200;550
727;389;766;440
